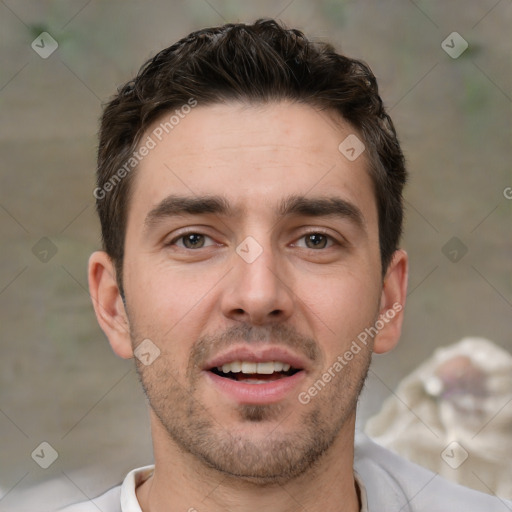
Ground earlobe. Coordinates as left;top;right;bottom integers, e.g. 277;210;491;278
373;249;408;354
88;251;133;359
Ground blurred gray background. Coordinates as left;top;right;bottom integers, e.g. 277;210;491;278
1;1;511;510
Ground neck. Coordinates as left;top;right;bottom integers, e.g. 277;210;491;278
137;413;360;512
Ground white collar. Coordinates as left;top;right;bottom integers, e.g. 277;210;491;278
120;465;154;512
120;465;368;512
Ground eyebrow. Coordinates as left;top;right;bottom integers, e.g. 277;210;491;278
144;193;365;231
277;194;365;230
144;195;239;230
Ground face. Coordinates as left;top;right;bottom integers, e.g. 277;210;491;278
111;101;398;482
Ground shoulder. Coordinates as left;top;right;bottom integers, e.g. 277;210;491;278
354;431;512;512
56;484;121;512
56;465;154;512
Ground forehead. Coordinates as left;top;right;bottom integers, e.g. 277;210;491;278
128;101;377;228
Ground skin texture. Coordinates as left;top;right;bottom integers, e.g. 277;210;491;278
88;101;408;512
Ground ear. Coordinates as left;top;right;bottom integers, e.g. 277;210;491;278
88;251;133;359
373;249;408;354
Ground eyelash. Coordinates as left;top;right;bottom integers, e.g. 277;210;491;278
292;229;338;249
167;229;340;249
167;232;217;249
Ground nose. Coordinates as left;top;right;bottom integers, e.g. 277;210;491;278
220;237;294;326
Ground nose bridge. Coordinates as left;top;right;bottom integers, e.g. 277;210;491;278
223;232;293;323
236;233;281;294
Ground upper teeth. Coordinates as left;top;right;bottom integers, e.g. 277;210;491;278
217;361;291;374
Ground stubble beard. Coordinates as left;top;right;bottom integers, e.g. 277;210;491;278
132;323;373;485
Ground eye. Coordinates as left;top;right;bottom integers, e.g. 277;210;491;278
295;232;336;250
169;232;216;249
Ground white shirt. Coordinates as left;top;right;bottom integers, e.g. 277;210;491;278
57;432;512;512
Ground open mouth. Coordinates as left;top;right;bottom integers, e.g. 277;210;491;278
210;361;301;384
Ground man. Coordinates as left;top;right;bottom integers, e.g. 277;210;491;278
63;18;511;512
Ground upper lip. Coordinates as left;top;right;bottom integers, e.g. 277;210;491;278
204;345;310;372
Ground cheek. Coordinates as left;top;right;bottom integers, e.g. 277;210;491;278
296;269;380;352
124;258;223;363
126;258;206;318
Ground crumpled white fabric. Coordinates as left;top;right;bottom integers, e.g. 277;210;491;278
365;337;512;499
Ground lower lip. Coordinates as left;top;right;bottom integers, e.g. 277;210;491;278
205;370;306;404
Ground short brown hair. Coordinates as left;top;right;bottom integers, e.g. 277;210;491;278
96;18;406;294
